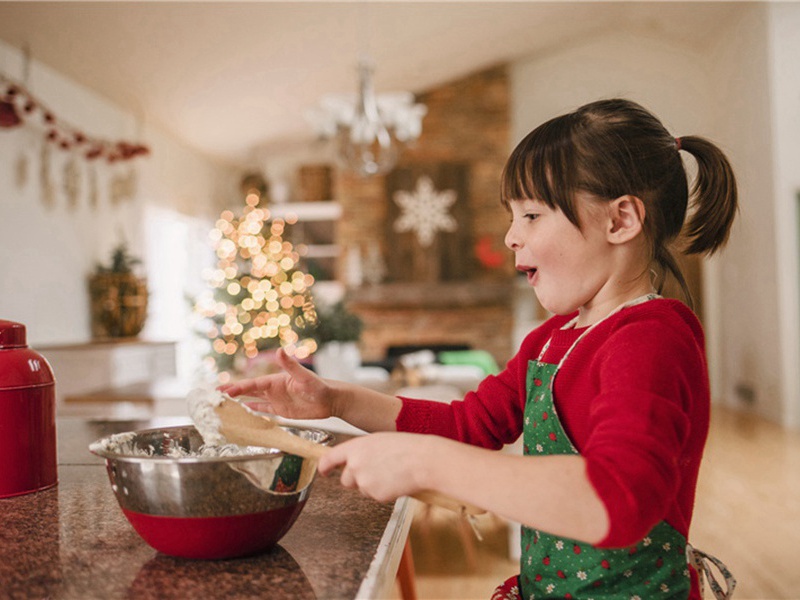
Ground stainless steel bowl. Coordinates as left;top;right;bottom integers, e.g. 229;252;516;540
90;424;332;559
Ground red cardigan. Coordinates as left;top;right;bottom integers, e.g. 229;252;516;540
396;298;709;549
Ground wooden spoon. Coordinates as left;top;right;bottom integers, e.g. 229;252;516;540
215;399;485;516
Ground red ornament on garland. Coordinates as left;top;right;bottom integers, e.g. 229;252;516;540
0;99;21;128
1;74;151;161
85;145;104;160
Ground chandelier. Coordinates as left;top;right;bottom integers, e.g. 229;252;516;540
307;58;427;177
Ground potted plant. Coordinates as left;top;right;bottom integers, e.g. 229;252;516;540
309;301;363;381
88;243;148;339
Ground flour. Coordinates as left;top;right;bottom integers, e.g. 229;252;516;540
88;387;268;459
89;431;138;455
89;429;270;459
187;387;229;447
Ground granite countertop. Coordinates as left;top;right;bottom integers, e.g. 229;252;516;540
0;415;411;599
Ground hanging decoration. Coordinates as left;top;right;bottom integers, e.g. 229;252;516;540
39;142;55;208
393;175;458;247
306;57;426;177
0;97;22;127
109;169;138;205
63;156;81;209
0;72;150;163
14;151;28;189
88;168;99;208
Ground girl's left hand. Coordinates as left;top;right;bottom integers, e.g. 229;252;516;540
318;432;437;502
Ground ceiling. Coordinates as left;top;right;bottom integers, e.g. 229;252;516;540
0;1;740;167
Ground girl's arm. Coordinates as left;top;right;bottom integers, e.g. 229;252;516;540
433;440;609;543
319;432;609;544
219;348;403;432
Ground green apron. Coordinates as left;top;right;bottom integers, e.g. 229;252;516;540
519;357;691;598
495;295;735;600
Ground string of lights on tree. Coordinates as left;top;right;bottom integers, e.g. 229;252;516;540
194;190;319;381
0;72;149;162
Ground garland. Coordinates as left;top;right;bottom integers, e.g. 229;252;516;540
0;72;149;162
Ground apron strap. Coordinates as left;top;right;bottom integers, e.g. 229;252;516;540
686;543;737;599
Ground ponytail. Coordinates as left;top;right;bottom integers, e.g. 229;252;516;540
501;99;739;309
677;135;738;255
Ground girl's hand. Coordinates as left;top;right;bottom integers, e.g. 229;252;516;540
318;432;435;502
218;348;336;420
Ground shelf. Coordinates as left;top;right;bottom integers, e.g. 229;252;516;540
268;201;342;286
39;340;178;403
268;201;341;221
301;244;341;259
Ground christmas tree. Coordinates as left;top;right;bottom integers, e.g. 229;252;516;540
194;191;319;381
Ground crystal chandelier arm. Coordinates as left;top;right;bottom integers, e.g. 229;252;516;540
350;59;391;148
306;56;426;176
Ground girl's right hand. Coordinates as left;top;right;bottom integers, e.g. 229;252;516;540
217;348;337;420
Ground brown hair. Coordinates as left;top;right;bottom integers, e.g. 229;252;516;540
500;98;738;305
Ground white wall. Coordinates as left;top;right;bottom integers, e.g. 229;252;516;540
508;11;795;427
0;40;236;378
707;5;784;423
509;31;715;146
767;3;800;428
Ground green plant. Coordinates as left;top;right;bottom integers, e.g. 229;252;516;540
96;242;142;274
89;242;147;339
309;301;363;345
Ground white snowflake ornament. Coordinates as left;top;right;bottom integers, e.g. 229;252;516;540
393;176;457;247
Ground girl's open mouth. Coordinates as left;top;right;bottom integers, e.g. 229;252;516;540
517;265;538;284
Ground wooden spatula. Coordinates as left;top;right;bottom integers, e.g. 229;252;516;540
215;399;485;516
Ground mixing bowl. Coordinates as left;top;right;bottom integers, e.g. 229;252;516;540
90;424;332;560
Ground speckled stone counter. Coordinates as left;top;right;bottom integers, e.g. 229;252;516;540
0;416;411;599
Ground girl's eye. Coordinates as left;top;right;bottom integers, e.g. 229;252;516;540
524;213;539;221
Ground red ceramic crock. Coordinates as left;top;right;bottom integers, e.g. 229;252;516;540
0;320;58;498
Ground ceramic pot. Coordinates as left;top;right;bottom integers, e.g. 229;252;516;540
313;341;361;382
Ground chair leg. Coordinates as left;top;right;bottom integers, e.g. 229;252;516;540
396;538;418;600
457;515;479;572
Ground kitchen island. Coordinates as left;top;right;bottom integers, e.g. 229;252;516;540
0;412;412;599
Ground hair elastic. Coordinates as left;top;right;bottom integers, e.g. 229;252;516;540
675;137;682;151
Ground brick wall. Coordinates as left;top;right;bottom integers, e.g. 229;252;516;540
333;64;516;364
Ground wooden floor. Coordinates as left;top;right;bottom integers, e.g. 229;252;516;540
392;405;800;600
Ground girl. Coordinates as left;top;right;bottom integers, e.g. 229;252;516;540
221;98;737;599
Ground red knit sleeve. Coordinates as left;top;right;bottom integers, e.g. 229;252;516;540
582;310;708;548
395;317;564;448
395;364;523;449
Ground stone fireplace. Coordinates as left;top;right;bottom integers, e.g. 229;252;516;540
348;281;513;364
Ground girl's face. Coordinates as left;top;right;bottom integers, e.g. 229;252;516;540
504;196;619;320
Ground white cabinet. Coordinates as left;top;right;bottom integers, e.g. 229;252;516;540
268;200;341;221
38;340;177;403
269;201;344;303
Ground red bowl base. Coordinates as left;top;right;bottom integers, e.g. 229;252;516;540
122;501;307;560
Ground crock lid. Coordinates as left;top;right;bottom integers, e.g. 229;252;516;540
0;320;55;389
0;320;26;349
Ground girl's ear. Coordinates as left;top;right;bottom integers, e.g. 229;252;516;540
607;195;645;244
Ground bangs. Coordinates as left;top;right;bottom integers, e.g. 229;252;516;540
500;116;581;227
